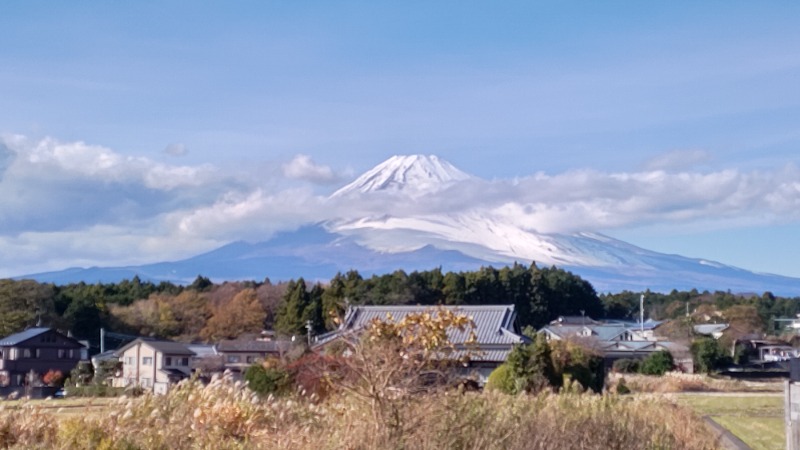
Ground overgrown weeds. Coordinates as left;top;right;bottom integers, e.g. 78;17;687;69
0;374;720;449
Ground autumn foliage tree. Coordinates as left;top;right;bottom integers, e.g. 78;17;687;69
201;288;266;341
327;307;478;442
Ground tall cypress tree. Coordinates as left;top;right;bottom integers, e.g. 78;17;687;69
274;278;310;336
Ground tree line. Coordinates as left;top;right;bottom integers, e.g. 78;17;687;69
1;263;797;349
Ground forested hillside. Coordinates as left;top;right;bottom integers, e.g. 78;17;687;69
1;263;797;349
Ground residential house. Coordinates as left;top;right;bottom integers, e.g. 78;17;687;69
217;338;292;376
314;304;530;384
540;317;692;372
115;338;195;394
0;327;87;394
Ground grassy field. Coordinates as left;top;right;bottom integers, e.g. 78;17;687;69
676;393;784;450
0;396;117;419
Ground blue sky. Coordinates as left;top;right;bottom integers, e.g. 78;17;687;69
2;2;800;279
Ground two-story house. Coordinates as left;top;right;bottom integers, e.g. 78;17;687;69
115;338;195;394
0;327;87;394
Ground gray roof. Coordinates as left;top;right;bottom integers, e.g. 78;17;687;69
115;338;195;357
0;327;84;348
217;339;291;353
599;340;689;354
542;324;632;342
186;344;218;358
693;324;729;335
335;304;528;347
0;328;50;346
550;316;601;326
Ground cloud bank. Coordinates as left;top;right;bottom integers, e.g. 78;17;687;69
2;135;800;277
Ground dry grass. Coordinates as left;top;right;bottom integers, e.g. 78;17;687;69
0;375;721;450
610;371;782;393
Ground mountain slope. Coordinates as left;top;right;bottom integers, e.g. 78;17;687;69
18;154;800;295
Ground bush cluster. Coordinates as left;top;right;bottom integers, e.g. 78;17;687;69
487;335;605;394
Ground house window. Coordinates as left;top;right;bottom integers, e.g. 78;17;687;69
35;349;40;358
142;357;153;366
180;357;189;366
23;349;31;358
141;377;152;387
58;349;67;359
246;356;257;364
227;355;240;364
165;357;172;366
125;356;134;366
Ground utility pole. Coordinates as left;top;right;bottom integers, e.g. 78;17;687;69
640;294;645;333
305;320;313;348
100;327;105;353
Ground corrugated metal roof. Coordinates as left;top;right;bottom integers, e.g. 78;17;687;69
693;324;729;335
0;327;51;346
341;305;525;346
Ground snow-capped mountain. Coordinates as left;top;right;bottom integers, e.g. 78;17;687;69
331;154;472;198
20;155;800;295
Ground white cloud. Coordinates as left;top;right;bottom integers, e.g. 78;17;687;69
282;154;339;184
172;188;330;241
3;134;800;277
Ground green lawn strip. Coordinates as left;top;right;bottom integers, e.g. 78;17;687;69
676;395;784;450
677;394;783;416
710;416;784;450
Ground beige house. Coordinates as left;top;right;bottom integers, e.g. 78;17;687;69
114;338;195;394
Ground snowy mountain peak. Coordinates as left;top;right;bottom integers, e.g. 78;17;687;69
331;154;472;197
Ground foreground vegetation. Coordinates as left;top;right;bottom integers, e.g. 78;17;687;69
0;376;720;450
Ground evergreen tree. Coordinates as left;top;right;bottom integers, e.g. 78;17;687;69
322;273;347;330
304;283;325;334
274;279;311;336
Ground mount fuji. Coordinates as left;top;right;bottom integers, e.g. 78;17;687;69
21;155;800;295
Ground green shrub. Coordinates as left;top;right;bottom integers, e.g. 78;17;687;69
486;363;517;394
244;364;291;396
615;377;631;394
691;337;731;373
612;358;640;373
639;351;674;376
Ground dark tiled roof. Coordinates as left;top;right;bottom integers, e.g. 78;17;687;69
335;304;527;347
